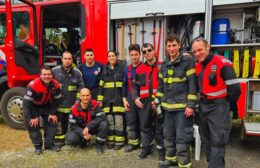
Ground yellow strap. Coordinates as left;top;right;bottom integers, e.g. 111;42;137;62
107;135;115;141
55;135;65;139
115;136;125;142
242;49;249;78
253;49;260;79
165;156;177;162
97;95;104;101
186;68;195;76
57;107;71;113
233;49;240;77
187;94;197;100
68;85;77;91
156;92;164;98
161;102;186;109
99;80;104;86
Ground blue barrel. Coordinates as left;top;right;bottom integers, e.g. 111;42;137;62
211;18;230;44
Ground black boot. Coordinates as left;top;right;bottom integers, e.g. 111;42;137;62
137;147;152;159
96;141;104;155
158;148;165;163
44;144;60;152
125;144;139;153
159;160;178;168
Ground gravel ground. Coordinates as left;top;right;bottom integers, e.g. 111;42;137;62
0;117;260;168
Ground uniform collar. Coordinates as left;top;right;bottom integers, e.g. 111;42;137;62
77;100;94;111
201;54;213;66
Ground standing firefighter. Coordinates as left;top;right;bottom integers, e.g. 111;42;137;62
132;43;165;161
158;35;197;168
123;44;142;152
192;37;241;168
52;51;84;146
65;88;108;154
23;66;62;155
97;51;125;150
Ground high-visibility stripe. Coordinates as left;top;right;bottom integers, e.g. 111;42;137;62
107;135;115;141
167;69;173;75
104;82;123;88
113;106;125;112
103;107;110;113
68;85;77;91
55;135;65;139
222;59;232;64
116;82;123;87
187;94;197;100
96;112;105;116
156;92;164;98
186;68;195;76
140;89;149;94
225;79;240;85
97;95;104;101
165;156;177;161
167;77;187;83
178;162;192;168
69;119;76;123
57;107;71;113
205;88;227;97
159;72;163;79
99;80;104;86
115;136;125;142
24;95;34;101
76;92;80;98
96;137;106;142
128;139;139;145
54;93;62;99
162;102;186;109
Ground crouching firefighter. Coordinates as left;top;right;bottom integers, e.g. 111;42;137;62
23;66;62;155
65;88;108;154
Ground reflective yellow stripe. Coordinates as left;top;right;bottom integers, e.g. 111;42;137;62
57;107;71;113
186;68;196;76
156;92;164;98
55;135;65;139
107;135;115;141
159;72;163;79
168;69;173;75
76;92;80;98
103;107;110;113
115;136;125;142
113;106;125;113
178;162;192;168
68;86;77;91
187;94;197;100
116;82;123;87
104;82;123;88
163;78;168;82
99;80;104;86
97;95;104;101
162;102;186;109
167;77;186;83
128;139;139;145
165;156;176;162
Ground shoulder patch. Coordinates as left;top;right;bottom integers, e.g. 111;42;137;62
26;90;32;96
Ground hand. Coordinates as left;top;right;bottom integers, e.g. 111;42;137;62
135;98;143;109
123;99;130;112
97;101;103;107
82;127;92;140
48;115;58;124
151;101;157;110
29;117;39;128
184;107;194;117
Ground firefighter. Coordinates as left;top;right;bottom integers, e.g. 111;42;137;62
132;43;165;161
158;35;197;168
23;66;62;155
123;44;142;152
78;48;104;100
192;37;241;168
97;50;125;150
65;88;108;155
52;51;84;146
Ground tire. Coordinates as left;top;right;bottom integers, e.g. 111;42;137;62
240;120;248;144
0;87;26;129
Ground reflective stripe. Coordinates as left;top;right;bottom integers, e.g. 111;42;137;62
99;80;104;86
163;78;167;82
167;69;173;75
24;95;34;101
205;88;227;97
167;77;187;83
140;89;149;94
156;145;163;149
104;106;125;113
178;162;192;168
225;79;240;85
221;59;232;64
186;68;196;76
187;94;197;100
68;85;77;91
103;107;110;113
107;135;115;141
153;89;157;93
128;139;139;145
162;102;186;109
54;93;62;99
57;107;71;113
76;92;80;98
159;72;163;79
156;92;164;98
69;119;76;123
96;137;106;142
115;136;125;142
97;95;104;101
165;156;177;162
116;82;123;87
55;135;65;140
104;82;123;88
96;112;105;116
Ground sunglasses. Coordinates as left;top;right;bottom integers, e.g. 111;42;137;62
142;48;152;54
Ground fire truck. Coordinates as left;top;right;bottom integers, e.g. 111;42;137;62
1;0;260;143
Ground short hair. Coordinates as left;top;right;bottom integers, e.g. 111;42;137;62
165;34;180;45
107;50;118;57
142;43;154;50
191;37;208;46
40;66;52;74
128;44;141;53
62;51;73;58
84;48;94;54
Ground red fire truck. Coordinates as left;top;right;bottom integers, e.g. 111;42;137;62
0;0;108;129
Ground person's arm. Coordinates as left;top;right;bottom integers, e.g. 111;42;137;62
86;106;106;131
75;68;85;101
186;56;197;109
49;82;62;115
97;69;105;107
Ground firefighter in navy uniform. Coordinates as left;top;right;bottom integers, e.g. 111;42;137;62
122;44;142;152
192;38;241;168
23;66;62;155
97;50;125;150
132;43;165;161
158;35;197;168
52;51;84;146
65;88;108;154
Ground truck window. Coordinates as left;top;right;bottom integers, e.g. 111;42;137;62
0;13;6;45
12;12;29;40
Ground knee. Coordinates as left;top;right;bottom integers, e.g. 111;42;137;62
65;132;81;145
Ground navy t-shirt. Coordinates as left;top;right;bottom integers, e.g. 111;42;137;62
78;62;104;90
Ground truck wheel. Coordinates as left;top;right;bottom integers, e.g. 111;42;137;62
0;87;26;129
240;121;248;144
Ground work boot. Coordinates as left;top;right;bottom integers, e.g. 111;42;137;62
44;144;61;152
35;148;42;155
137;148;152;159
158;148;165;163
107;143;114;149
159;160;178;168
114;145;123;150
125;144;139;153
96;145;104;155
